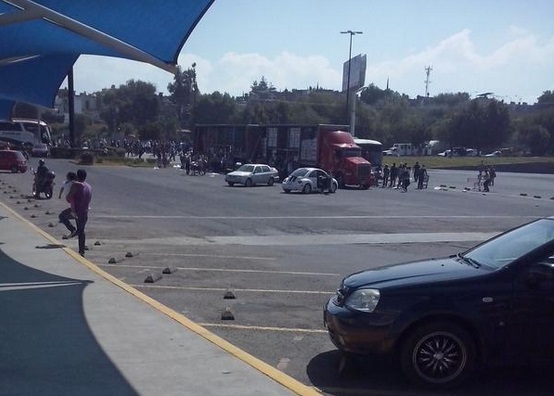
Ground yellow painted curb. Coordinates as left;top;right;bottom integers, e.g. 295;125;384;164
0;201;321;396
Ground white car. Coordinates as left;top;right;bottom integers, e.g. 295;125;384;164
282;167;338;194
225;163;279;187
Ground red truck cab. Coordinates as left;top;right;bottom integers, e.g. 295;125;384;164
318;130;372;189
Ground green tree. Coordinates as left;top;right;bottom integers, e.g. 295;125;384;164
517;125;550;155
167;63;198;128
537;90;554;104
194;92;238;124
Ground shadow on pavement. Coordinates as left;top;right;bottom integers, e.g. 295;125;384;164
0;234;138;394
307;350;554;396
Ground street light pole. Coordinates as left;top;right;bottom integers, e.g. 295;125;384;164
341;30;363;128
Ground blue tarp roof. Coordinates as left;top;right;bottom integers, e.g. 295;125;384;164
0;0;214;118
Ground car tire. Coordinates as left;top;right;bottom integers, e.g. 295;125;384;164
329;182;337;193
302;184;312;194
400;321;475;389
283;189;291;194
227;182;234;187
11;165;18;173
245;178;253;187
267;177;275;186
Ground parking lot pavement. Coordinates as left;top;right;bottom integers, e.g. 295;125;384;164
0;201;320;396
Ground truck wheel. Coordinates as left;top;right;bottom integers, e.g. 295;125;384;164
400;321;475;389
302;184;312;194
336;173;345;189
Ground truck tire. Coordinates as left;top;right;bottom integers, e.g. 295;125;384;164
336;173;345;189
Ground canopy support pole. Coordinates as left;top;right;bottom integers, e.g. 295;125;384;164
68;66;75;147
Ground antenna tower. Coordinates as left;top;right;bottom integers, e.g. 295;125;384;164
424;65;433;97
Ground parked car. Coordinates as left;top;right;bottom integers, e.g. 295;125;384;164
282;167;338;194
224;163;279;187
485;150;502;157
0;149;28;173
31;143;50;157
324;217;554;388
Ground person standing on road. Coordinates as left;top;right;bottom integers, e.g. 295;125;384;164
67;169;92;257
417;165;428;189
389;163;398;188
382;164;390;188
58;171;77;239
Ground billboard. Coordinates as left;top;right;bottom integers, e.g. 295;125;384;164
342;54;367;92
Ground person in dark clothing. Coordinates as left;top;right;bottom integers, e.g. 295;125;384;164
389;163;398;188
417;165;428;189
382;165;390;188
35;159;49;191
413;162;421;183
67;169;92;257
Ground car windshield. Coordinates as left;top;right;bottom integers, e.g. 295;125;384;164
463;218;554;269
290;168;310;177
237;164;254;172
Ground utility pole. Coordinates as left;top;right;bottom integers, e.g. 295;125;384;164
341;30;363;126
424;65;433;101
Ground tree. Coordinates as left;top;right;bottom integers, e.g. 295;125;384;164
168;64;198;128
537;90;554;104
97;80;159;133
517;125;550;155
194;92;238;124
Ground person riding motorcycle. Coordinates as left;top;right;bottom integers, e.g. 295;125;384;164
35;159;49;192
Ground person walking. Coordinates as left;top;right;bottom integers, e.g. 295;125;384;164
58;171;77;239
67;169;92;257
417;165;428;189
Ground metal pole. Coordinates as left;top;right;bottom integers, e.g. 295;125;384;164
340;30;363;128
68;66;75;147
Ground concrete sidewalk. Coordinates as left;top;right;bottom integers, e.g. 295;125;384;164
0;202;320;395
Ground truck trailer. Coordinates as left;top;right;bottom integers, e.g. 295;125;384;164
193;124;373;189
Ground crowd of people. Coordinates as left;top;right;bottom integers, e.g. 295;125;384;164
379;162;428;192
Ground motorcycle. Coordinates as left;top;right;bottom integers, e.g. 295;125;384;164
32;170;56;199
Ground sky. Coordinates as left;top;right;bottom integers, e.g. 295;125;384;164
66;0;554;104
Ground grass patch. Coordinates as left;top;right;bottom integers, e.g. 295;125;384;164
382;156;554;169
94;156;157;167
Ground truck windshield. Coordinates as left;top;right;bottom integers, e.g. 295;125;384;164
336;148;362;158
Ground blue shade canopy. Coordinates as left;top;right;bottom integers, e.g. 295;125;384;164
0;0;215;118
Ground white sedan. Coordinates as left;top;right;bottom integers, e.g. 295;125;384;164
225;163;279;187
282;167;338;194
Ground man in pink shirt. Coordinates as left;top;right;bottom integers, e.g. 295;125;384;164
67;169;92;257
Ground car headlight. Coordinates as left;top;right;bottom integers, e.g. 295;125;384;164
345;289;380;312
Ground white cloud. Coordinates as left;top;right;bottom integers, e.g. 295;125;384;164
69;27;553;104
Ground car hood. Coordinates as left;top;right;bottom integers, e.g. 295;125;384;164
344;257;489;290
227;171;251;177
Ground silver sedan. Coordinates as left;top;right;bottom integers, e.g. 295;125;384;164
225;163;279;187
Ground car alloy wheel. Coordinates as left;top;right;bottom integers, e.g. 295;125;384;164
401;322;475;388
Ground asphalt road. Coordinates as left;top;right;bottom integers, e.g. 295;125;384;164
2;158;554;396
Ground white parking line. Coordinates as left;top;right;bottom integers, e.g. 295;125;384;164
103;232;499;246
197;323;327;334
103;264;340;277
134;284;335;294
